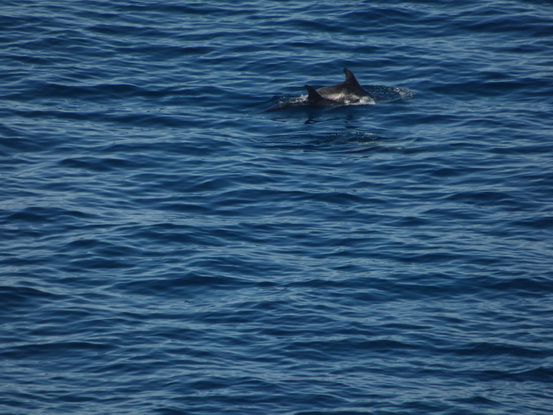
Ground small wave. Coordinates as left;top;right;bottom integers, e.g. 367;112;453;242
368;85;414;103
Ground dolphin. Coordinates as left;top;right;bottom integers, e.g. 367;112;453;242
315;68;375;104
267;68;375;111
266;85;339;111
304;85;340;106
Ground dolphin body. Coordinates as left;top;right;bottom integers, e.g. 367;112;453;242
314;68;375;104
267;68;376;111
304;85;338;106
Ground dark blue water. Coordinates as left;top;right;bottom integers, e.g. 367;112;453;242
2;1;553;414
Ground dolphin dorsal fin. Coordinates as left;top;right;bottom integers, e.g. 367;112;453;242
343;68;362;89
304;85;325;102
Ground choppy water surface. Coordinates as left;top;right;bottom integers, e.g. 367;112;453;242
1;1;552;414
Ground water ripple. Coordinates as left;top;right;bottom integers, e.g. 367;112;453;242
1;0;553;414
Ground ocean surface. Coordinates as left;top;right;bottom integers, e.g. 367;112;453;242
1;1;552;414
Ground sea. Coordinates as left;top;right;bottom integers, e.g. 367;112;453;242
1;1;552;414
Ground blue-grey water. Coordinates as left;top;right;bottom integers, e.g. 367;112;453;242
1;1;553;414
